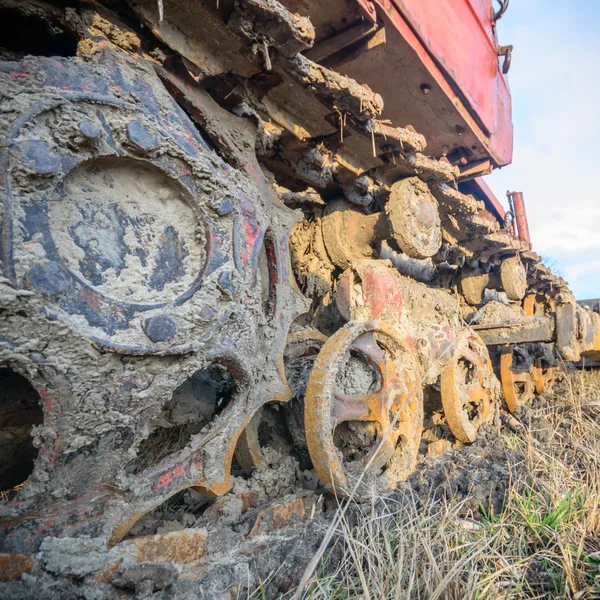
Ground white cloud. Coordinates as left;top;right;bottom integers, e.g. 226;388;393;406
566;260;600;280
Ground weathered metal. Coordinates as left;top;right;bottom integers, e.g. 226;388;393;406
440;331;497;443
507;191;531;244
460;255;528;305
475;318;555;346
532;359;557;395
295;0;513;168
304;320;423;495
500;256;528;301
0;46;307;552
0;0;592;578
283;330;328;450
235;409;265;472
321;177;441;268
385;177;442;259
500;347;535;413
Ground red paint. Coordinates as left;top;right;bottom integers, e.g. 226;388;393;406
239;194;262;268
460;176;505;222
387;0;506;132
368;0;513;166
176;164;192;176
337;263;405;324
509;191;531;243
359;265;404;324
154;463;185;492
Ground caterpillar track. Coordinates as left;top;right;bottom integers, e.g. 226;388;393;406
0;0;599;580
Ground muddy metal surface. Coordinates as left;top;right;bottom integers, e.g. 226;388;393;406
0;0;599;597
0;45;308;553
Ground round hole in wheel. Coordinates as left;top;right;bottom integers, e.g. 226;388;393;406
48;157;207;305
304;320;423;497
129;365;236;474
333;353;381;465
0;368;43;494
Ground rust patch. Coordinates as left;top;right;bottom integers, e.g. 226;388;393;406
127;530;207;565
440;331;497;444
248;497;314;538
500;347;535;414
93;559;123;584
0;553;35;582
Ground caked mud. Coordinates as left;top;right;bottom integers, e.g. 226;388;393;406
0;1;599;598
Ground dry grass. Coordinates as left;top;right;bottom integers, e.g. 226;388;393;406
292;370;600;600
0;481;25;503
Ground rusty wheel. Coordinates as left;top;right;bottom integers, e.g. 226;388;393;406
500;347;535;413
284;331;328;449
235;330;329;470
532;359;557;395
440;331;497;443
304;320;423;496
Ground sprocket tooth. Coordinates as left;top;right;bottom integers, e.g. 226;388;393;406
0;47;307;552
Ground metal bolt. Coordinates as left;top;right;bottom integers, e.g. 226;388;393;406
198;306;215;321
19;140;60;174
78;121;101;140
214;197;233;216
127;120;159;152
143;315;177;342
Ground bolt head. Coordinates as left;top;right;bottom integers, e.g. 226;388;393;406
143;315;177;342
19;140;60;174
127;120;159;152
78;121;101;140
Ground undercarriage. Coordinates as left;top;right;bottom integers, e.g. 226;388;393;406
0;0;599;585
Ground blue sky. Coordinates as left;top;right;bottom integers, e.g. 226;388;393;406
485;0;600;300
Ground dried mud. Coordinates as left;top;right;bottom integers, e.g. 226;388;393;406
0;1;595;598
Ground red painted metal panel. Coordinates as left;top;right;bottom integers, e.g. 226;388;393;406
465;0;495;40
279;0;513;166
366;0;512;165
389;0;504;134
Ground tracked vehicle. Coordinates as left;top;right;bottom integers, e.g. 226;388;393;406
0;0;599;564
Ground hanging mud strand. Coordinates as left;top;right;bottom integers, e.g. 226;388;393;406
371;125;376;157
0;1;594;597
335;108;346;143
262;39;272;71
